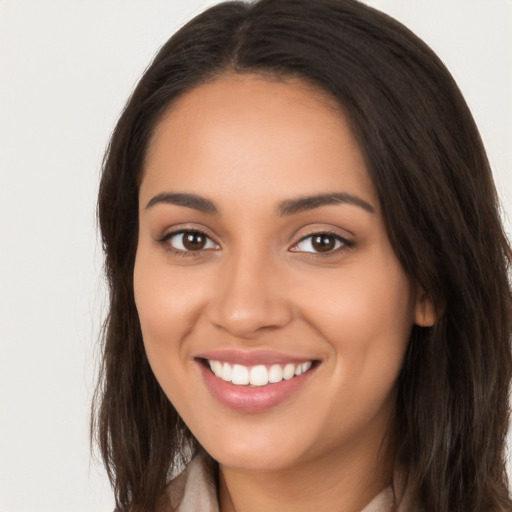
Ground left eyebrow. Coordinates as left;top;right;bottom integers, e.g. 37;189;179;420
145;192;218;214
277;193;375;216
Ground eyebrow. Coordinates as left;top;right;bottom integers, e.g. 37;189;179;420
145;191;375;215
277;193;375;216
145;192;218;214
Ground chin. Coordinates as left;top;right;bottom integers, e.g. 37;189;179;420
195;423;315;473
210;447;298;473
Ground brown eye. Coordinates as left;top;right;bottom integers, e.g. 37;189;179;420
183;231;207;250
166;230;219;252
292;232;351;254
311;234;336;252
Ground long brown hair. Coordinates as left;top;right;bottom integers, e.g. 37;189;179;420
93;1;512;510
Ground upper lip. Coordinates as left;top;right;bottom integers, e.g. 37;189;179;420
195;349;317;366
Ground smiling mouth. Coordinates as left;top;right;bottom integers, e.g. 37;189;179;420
199;358;316;387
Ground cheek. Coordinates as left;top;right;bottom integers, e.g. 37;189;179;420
134;246;203;327
133;249;210;418
305;263;414;430
300;260;413;340
294;254;415;390
133;247;203;367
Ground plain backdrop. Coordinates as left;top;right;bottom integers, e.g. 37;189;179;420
1;1;511;511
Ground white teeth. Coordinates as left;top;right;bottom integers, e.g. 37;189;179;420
207;359;313;387
231;364;249;385
209;360;223;377
268;364;283;383
221;362;232;382
301;361;312;373
283;363;295;380
249;365;268;386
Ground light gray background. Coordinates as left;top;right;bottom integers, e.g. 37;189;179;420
1;1;511;511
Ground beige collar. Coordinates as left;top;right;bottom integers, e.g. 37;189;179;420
167;452;418;512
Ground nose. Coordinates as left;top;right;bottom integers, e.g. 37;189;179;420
206;251;293;339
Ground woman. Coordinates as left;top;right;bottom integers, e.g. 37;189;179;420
92;0;512;511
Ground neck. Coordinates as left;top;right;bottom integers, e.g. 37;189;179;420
218;432;395;512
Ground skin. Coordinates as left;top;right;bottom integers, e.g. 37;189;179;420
134;75;435;512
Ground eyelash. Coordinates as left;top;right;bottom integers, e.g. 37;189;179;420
158;229;354;258
290;231;354;256
157;230;219;258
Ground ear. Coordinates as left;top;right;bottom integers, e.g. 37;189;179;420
414;288;437;327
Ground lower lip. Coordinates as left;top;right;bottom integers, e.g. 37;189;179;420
197;361;317;413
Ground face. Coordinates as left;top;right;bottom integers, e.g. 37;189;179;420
134;75;431;473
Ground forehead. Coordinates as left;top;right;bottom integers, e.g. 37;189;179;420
141;74;378;213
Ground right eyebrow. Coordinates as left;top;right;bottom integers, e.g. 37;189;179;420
277;192;375;216
145;192;219;214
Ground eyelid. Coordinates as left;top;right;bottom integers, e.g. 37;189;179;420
289;230;354;255
155;222;218;243
155;225;353;257
157;227;220;255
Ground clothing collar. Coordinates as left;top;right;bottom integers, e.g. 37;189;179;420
166;452;418;512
